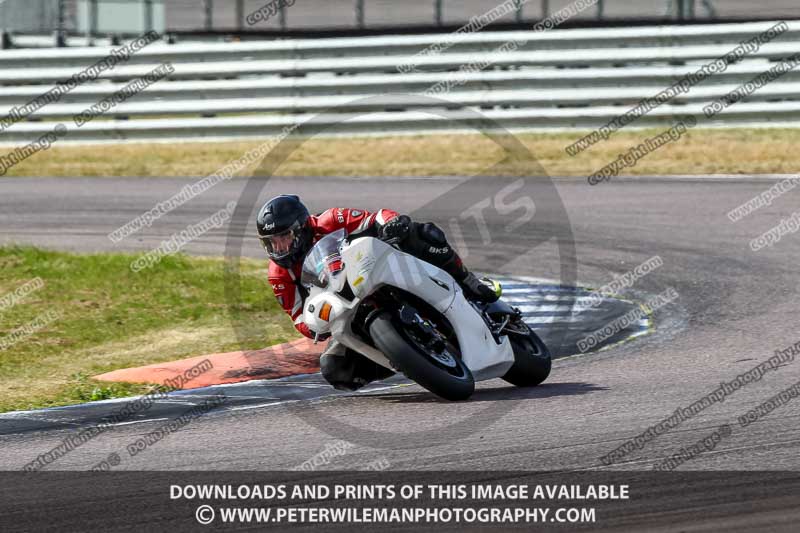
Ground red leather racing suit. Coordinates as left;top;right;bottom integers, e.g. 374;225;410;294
268;207;398;338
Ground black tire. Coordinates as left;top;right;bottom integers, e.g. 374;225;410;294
369;312;475;401
502;327;552;387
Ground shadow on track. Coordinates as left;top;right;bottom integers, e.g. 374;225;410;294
359;381;607;404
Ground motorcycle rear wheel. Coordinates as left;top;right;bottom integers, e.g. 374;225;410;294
502;324;552;387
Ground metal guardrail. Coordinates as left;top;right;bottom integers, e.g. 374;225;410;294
1;20;799;143
4;42;800;82
0;0;731;38
3;20;799;68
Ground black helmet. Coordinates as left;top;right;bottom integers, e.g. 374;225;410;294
256;195;313;268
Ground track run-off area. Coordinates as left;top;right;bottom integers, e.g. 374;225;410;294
0;174;797;480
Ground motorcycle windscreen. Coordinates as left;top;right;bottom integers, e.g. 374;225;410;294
300;229;346;290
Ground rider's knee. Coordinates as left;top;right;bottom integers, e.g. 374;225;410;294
418;222;447;246
405;222;454;263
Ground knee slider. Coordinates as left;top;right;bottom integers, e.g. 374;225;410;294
319;353;337;381
320;353;353;383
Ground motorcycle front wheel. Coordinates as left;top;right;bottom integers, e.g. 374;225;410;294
368;311;475;401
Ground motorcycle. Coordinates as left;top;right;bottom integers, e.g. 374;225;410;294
300;228;551;401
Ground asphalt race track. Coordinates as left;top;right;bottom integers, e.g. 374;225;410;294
1;175;800;528
0;274;644;438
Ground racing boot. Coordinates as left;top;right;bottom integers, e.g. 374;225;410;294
462;271;502;303
441;253;500;303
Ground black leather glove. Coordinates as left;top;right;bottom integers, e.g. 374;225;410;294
378;215;412;244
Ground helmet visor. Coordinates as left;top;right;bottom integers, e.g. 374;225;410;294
259;220;305;261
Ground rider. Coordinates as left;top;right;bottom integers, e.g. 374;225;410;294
256;194;498;391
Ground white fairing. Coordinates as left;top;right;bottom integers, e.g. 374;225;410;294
302;234;514;381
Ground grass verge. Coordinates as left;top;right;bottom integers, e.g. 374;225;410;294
2;128;798;178
0;246;294;413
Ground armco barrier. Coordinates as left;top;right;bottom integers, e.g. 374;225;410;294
1;20;799;143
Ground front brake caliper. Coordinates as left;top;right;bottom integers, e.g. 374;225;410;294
398;305;445;353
